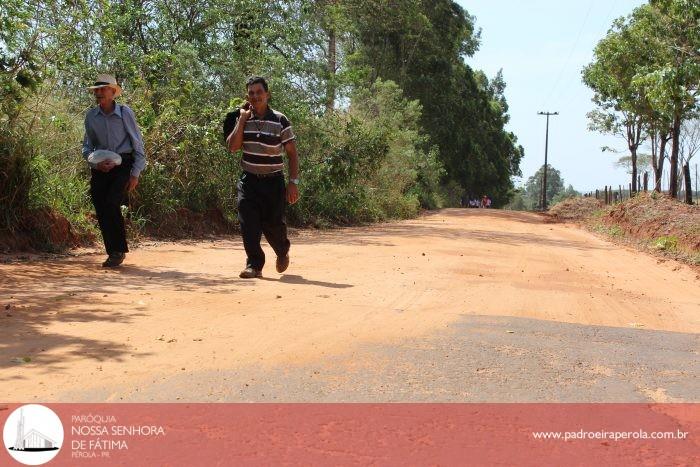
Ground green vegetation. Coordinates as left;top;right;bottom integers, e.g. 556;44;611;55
583;0;700;199
592;223;625;238
652;235;678;251
505;164;579;211
549;194;699;268
1;0;523;250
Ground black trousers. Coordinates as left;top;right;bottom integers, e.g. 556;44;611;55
90;161;132;255
237;172;290;270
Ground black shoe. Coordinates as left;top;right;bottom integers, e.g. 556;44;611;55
239;267;262;279
276;254;289;273
102;252;125;268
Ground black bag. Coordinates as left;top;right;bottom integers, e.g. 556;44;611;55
222;108;241;145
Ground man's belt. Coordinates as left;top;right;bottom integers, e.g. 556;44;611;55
244;170;283;178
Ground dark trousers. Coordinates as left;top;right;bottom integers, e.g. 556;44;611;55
90;161;132;255
237;172;290;270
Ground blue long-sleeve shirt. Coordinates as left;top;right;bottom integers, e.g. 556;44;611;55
82;103;146;178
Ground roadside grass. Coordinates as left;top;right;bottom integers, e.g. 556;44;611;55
591;222;624;238
651;235;678;252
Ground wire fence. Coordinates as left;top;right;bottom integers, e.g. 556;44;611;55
583;167;699;205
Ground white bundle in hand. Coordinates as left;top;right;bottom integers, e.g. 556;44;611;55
88;150;122;165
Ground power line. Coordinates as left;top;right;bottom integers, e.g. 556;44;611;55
542;0;595;108
596;0;621;39
558;0;621;110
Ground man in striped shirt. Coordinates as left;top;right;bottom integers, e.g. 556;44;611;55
227;76;300;278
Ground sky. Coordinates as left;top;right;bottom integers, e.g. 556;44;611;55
456;0;647;192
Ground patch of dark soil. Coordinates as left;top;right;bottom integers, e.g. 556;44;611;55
0;208;93;253
142;208;237;239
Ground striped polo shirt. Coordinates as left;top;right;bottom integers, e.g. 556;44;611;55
241;107;295;175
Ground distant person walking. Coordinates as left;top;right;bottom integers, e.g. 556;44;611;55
82;74;146;267
227;76;300;278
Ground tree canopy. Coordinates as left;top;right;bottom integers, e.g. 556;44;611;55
583;0;700;199
1;0;524;248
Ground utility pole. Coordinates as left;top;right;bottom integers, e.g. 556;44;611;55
538;111;558;210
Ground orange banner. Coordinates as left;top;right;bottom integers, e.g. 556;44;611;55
2;403;698;466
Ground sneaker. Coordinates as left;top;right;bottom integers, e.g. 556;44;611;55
239;267;262;279
276;254;289;273
102;252;125;268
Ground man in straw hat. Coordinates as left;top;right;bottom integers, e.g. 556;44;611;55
82;73;146;267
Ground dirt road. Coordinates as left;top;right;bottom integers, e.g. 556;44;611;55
1;209;698;402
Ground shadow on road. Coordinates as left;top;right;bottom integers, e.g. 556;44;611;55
291;214;610;251
263;274;353;289
0;257;257;376
82;314;700;403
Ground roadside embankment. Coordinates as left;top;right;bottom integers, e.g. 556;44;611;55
549;193;699;267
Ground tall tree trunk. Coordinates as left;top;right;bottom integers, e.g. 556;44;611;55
627;120;641;193
653;131;669;192
683;164;692;204
669;113;681;198
651;127;660;191
631;147;638;193
326;27;336;113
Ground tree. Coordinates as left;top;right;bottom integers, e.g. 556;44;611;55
679;118;699;203
584;1;700;197
629;1;700;198
1;0;92;230
523;165;565;210
343;0;522;206
680;118;700;167
583;16;650;194
551;184;581;206
1;0;525;249
614;153;653;176
504;188;526;211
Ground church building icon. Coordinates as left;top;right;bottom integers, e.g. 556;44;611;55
9;409;59;452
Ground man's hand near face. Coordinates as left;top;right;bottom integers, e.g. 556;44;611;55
240;101;253;121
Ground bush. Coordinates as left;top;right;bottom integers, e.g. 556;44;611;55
2;75;445;249
289;79;444;226
504;189;526;210
652;235;678;251
0;129;33;232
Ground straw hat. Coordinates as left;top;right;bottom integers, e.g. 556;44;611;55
87;74;122;97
